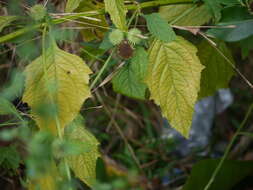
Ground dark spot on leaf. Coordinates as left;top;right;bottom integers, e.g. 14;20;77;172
67;71;71;74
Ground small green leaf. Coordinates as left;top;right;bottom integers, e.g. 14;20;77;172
65;116;100;187
104;0;127;31
159;4;212;26
144;13;176;43
0;146;20;170
145;37;204;138
197;40;235;99
203;0;222;22
22;42;92;134
0;16;17;32
65;0;83;12
112;47;149;100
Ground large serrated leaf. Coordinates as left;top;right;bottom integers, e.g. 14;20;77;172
159;4;212;26
197;40;235;99
145;37;204;138
144;13;176;43
0;16;17;32
22;43;92;134
104;0;127;30
112;47;149;100
65;117;100;187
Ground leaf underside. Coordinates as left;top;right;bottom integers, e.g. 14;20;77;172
145;37;204;138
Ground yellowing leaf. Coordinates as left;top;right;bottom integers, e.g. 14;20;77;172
104;0;127;30
22;43;92;134
66;117;100;187
77;0;108;42
28;162;59;190
145;37;204;138
65;0;83;12
159;4;212;26
197;40;235;99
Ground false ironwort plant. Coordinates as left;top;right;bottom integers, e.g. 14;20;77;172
1;0;253;189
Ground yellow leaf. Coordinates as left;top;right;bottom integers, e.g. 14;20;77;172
22;43;92;134
104;0;127;31
145;37;204;138
66;117;100;187
28;162;59;190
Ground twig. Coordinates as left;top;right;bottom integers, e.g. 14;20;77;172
204;103;253;190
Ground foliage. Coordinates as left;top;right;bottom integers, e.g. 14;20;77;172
0;0;253;189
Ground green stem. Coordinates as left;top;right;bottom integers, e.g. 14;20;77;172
90;49;115;89
204;103;253;190
0;0;193;44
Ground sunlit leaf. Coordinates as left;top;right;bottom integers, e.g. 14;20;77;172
197;40;235;99
145;37;204;138
159;4;212;26
22;42;92;134
65;116;100;187
104;0;127;30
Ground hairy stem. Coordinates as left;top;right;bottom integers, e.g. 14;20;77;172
0;0;192;43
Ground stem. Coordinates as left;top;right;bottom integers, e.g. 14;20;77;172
0;0;193;44
90;49;115;89
204;103;253;190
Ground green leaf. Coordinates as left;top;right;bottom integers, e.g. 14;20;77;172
144;13;176;43
239;35;253;59
183;159;253;190
65;0;82;12
203;0;222;22
112;47;149;100
65;116;100;187
207;20;253;42
159;4;212;26
145;37;204;138
0;97;19;116
197;40;235;99
104;0;127;31
0;146;20;170
0;16;17;32
22;42;92;134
